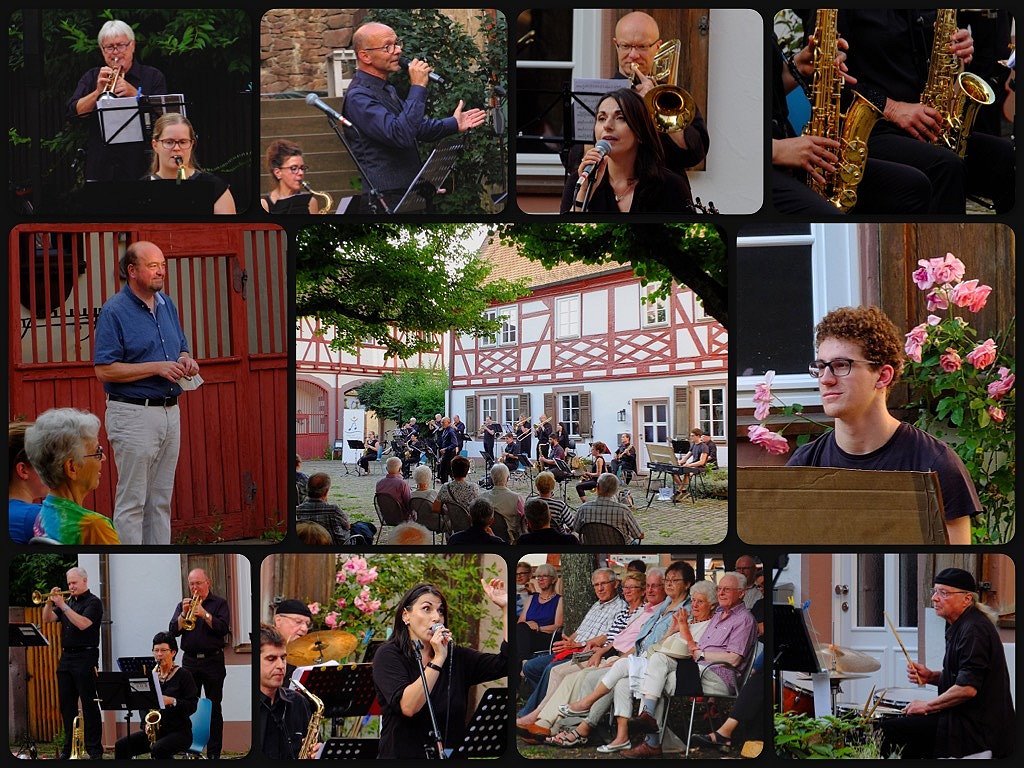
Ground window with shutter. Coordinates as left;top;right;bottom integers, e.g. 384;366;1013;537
464;395;478;435
519;393;531;421
674;386;689;438
579;391;592;438
543;392;554;420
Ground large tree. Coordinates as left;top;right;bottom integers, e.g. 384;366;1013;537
296;223;528;359
497;223;728;328
355;369;448;426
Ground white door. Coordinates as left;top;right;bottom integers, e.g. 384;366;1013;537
834;554;935;711
636;400;669;469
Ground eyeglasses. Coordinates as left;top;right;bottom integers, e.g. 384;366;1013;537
716;586;741;592
808;358;881;378
516;572;531;578
615;41;658;53
82;445;105;460
363;39;403;54
622;584;643;591
101;42;132;53
535;575;554;580
156;138;194;149
755;583;765;591
281;164;308;173
932;588;971;599
663;577;686;584
591;580;615;588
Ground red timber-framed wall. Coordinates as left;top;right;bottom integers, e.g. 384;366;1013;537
295;317;444;458
7;223;288;540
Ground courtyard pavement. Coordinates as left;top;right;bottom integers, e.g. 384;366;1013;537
301;459;727;546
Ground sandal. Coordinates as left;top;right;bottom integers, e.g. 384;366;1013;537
557;703;590;717
545;728;588;748
691;731;732;749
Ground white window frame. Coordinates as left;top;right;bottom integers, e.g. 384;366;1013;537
480;396;497;426
480;305;518;348
502;395;520;426
641;283;668;328
696;385;726;440
560;392;581;437
555;294;581;339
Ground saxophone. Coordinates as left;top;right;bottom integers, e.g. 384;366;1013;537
145;709;162;748
802;8;883;212
69;714;85;759
920;9;996;157
290;679;324;759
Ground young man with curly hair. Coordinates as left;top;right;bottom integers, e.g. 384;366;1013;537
787;306;979;544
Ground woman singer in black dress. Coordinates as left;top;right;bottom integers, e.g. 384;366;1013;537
372;580;508;759
560;88;693;213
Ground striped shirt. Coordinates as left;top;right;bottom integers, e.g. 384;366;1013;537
572;595;627;644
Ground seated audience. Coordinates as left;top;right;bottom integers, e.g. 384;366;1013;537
517;499;578;545
515;563;564;657
481;462;525;541
573;473;643;543
533;471;573;532
447;499;507;545
296;472;351;545
387;521;434;545
409;464;437;503
296;521;333;545
432;455;478;515
516;561;535;618
375;456;412;519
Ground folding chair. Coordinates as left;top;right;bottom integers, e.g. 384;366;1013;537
410;496;449;544
373;493;409;544
488;513;511;543
442;500;472;534
578;521;627;546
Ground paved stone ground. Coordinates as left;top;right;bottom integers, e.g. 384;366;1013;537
303;459;727;546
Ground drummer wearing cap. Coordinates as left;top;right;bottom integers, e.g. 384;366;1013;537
878;567;1014;759
274;599;314;680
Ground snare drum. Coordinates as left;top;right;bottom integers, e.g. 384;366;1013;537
781;681;815;716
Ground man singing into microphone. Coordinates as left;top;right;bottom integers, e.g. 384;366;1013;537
342;22;487;212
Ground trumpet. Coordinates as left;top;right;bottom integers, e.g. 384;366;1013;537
181;590;201;631
301;181;333;215
100;65;123;99
32;589;73;604
633;39;696;133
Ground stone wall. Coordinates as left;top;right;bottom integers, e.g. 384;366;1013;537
260;8;492;94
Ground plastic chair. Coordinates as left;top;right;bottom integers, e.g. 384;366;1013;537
410;496;450;543
578;521;627;545
373;493;409;543
442;500;472;534
184;697;212;758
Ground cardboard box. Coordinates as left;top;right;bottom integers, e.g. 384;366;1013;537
737;466;948;545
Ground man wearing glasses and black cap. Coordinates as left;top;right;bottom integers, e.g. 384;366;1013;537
786;306;979;544
877;567;1013;758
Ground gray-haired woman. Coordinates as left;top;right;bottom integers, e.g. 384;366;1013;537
25;408;120;544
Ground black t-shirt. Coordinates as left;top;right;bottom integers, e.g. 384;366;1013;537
936;607;1013;758
57;590;103;649
257;687;313;759
517;528;579;546
372;640;508;758
787;422;981;520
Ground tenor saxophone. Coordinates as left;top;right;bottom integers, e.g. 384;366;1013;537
802;8;883;212
290;679;324;759
920;9;995;157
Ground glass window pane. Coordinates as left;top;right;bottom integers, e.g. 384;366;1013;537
515;9;573;154
898;554;918;627
656;426;668;442
857;553;884;628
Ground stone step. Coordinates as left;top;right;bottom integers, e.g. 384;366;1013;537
260;96;343;118
258;132;354;155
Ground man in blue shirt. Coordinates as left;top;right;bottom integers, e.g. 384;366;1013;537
93;241;199;544
341;22;487;212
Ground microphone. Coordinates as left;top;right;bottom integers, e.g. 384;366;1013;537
578;139;612;183
429;623;454;645
398;56;446;85
305;92;354;128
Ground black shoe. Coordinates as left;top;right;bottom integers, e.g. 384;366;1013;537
626;710;660;736
691;731;732;750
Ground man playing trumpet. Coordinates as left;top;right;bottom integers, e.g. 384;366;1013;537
41;567;105;760
114;632;198;759
67;20;167;181
168;569;230;759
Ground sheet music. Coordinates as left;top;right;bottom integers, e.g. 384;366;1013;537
151;668;166;709
571;77;623;141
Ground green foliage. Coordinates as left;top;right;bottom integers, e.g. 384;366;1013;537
900;262;1015;544
774;711;895;759
364;9;507;214
9;554;80;606
773;9;806;58
296;223;528;359
498;223;728;328
355;369;448;426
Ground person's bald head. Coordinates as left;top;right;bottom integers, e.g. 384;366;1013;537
613;12;662;79
353;22;392;53
353;22;402;77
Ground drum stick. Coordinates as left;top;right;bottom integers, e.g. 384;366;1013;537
884;610;923;686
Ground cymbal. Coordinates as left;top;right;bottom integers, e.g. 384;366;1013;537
287;630;358;666
818;643;882;674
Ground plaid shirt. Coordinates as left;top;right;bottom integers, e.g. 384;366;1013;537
572;496;643;541
296;499;350;545
571;595;627;644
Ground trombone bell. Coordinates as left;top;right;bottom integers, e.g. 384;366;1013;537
635;39;697;133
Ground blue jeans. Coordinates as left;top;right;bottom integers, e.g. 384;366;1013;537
518;653;568;716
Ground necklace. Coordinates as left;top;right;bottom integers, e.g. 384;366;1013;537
157;665;178;683
613;178;637;203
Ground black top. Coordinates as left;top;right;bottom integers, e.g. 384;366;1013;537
154;666;199;738
56;590;103;649
168;593;231;654
143;170;229;212
936;607;1014;758
373;640;508;759
787;422;981;521
67;60;167;182
261;191;314;214
448;527;507;546
257;687;313;760
560;166;694;213
516;528;579;545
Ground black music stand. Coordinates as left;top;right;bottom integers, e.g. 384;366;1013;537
296;664;377;720
116;656;161;724
480;450;494;472
343;440;365;476
320;738;379;759
269;191;315;214
74;179;218;215
392;136;465;214
97;98;144;146
671;439;691;457
8;622;48;648
449;687;507;757
773;603;825;713
97;669;160;736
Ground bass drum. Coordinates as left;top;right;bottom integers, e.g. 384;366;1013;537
781;680;815;716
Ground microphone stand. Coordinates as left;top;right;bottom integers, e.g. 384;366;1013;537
413;640;446;759
318;113;390;214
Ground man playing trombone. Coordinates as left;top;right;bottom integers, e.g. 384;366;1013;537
67;20;167;181
40;567;105;760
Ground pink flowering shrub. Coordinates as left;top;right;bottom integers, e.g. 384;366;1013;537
901;253;1015;543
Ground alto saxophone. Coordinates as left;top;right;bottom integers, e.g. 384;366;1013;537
803;8;883;212
145;709;162;747
920;9;995;157
290;679;324;760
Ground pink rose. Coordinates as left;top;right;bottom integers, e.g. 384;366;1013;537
925;289;949;312
356;567;378;585
324;611;338;629
336;570;347;583
939;348;962;373
965;338;997;369
926;314;942;326
988;406;1006;424
747;424;790;455
928;253;966;286
986;367;1015;400
950;279;993;313
308;602;320;615
904;323;928;363
912;260;934;290
753;370;775;422
368;599;381;612
336;597;347;609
